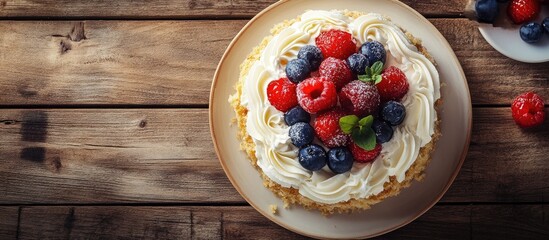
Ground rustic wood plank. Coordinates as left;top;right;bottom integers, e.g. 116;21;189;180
1;107;548;204
472;205;549;239
18;205;471;240
0;19;547;106
0;109;241;203
0;0;466;18
0;207;18;239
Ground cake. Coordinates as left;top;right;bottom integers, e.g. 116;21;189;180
229;10;441;214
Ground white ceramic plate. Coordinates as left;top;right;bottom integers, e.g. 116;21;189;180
210;0;472;238
479;7;549;63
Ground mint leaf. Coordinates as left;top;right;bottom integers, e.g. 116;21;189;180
374;75;382;85
339;115;359;134
358;61;384;84
358;115;374;129
371;61;383;75
352;128;376;151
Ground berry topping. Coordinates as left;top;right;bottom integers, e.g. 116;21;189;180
315;29;357;60
381;101;407;126
314;109;351;148
298;45;324;70
298;144;327;171
327;147;354;174
267;77;298;112
284;106;311;126
520;22;544;43
511;92;546;128
475;0;499;23
543;17;549;33
359;41;386;66
286;58;311;84
372;119;394;144
297;77;338;114
289;122;315;147
350;142;382;163
318;57;354;90
507;0;540;24
339;80;381;117
378;66;409;102
346;53;369;75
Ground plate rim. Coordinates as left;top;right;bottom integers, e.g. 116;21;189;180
478;26;549;63
209;0;473;238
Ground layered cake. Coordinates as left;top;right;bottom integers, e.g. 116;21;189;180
229;10;441;214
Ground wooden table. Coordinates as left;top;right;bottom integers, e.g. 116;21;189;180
0;0;548;239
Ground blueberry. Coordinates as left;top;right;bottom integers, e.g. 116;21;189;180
359;41;386;66
346;54;369;75
327;147;354;174
298;144;327;171
542;18;549;33
284;106;311;126
289;122;315;147
372;119;393;144
297;45;323;70
475;0;498;23
286;58;311;83
520;22;544;43
381;101;406;126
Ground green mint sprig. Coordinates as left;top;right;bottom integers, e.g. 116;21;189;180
339;115;376;151
358;61;384;85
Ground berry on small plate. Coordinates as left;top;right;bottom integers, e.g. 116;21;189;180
475;1;549;63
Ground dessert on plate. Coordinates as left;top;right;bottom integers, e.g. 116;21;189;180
229;10;441;214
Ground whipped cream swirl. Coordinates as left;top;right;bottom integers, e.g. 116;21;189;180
240;10;440;204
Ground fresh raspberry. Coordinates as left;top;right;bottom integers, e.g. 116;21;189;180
297;77;337;114
266;77;298;112
511;92;546;128
378;66;409;102
507;0;540;24
319;57;354;90
339;80;380;117
349;142;382;163
314;108;351;148
315;29;357;60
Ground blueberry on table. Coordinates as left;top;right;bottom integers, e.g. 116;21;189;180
298;45;323;70
520;22;543;43
298;144;327;171
327;147;354;174
542;17;549;33
475;0;499;23
346;53;369;75
372;119;394;144
359;41;386;66
289;122;315;147
286;58;311;83
381;101;406;126
284;106;311;126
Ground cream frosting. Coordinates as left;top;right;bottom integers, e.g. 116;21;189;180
239;10;440;204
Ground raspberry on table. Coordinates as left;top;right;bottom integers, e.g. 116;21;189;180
297;77;338;114
314;108;351;148
349;142;382;163
319;57;354;90
511;92;546;128
378;66;409;102
315;29;357;60
339;80;380;117
267;78;298;112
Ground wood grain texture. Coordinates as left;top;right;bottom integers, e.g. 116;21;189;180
0;207;18;239
472;205;549;239
0;19;547;106
17;205;470;240
0;0;466;18
0;109;240;203
1;108;548;204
